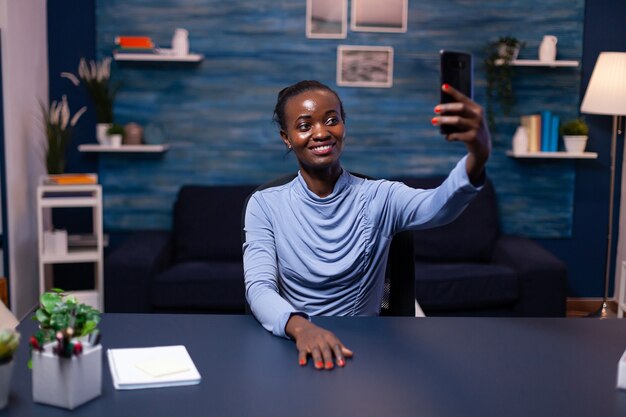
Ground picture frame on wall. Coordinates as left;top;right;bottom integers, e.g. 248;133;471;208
351;0;408;33
336;45;394;88
306;0;347;39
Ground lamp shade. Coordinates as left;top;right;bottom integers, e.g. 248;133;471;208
580;52;626;116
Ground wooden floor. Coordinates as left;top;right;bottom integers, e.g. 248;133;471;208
566;299;618;318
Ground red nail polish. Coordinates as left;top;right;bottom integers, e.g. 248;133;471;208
442;83;450;91
434;106;441;114
315;361;323;368
299;359;306;366
325;361;333;368
338;359;345;367
431;117;438;126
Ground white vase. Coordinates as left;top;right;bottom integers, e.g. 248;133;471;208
539;35;558;62
96;123;111;146
172;28;189;56
32;342;102;410
512;125;529;154
0;359;14;410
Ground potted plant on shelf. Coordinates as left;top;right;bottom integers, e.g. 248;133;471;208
560;118;589;153
0;329;20;410
106;123;125;147
41;95;87;175
61;57;120;145
29;289;102;410
484;36;525;131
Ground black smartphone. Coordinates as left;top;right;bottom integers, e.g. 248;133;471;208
439;50;473;134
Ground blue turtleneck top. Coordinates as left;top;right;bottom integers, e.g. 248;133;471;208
243;155;481;338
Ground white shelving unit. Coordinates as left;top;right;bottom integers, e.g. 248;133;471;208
78;144;169;153
506;150;598;159
113;51;203;62
36;181;104;311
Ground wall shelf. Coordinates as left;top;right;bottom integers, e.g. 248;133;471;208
113;51;203;62
78;144;169;153
495;59;579;67
506;150;597;159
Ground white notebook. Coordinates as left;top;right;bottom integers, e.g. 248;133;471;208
107;345;202;390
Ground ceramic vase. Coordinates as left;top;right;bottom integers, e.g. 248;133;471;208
96;123;112;146
32;342;102;410
539;35;558;62
172;28;189;56
0;359;14;409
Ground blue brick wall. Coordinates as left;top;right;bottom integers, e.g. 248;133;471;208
95;0;584;237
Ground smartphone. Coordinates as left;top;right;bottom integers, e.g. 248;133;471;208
439;50;473;134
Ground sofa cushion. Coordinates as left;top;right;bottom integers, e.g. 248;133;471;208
414;261;518;310
395;177;499;262
152;261;246;311
173;185;257;262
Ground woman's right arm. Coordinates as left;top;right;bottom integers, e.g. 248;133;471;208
243;193;299;338
243;193;353;369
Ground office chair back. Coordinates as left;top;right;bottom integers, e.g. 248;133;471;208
241;173;415;317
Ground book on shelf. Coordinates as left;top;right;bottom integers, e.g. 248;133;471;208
550;115;560;152
541;111;552;152
114;36;154;49
520;114;541;152
43;174;98;185
107;345;201;390
519;113;560;153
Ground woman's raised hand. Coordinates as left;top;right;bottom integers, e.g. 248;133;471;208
433;84;492;182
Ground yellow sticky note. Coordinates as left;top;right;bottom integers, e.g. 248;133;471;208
135;358;190;378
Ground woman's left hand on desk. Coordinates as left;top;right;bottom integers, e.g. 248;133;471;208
285;314;353;370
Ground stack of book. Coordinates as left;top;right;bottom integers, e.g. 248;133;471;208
520;111;560;153
114;36;156;55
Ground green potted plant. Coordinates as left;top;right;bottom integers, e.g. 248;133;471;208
41;96;87;175
0;329;20;409
29;289;102;410
560;118;589;153
106;123;125;147
61;57;120;144
484;36;525;131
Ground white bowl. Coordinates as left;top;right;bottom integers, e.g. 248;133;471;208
563;135;588;153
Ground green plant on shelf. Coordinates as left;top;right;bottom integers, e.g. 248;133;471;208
484;36;525;131
106;124;124;136
560;118;589;136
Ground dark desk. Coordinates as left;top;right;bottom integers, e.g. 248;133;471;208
5;314;626;416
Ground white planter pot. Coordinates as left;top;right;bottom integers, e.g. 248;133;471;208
0;359;14;410
563;135;588;153
32;342;102;410
96;123;111;146
108;134;123;147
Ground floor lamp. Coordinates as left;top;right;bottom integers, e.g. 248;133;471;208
580;52;626;317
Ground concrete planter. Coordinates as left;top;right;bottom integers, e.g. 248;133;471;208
32;342;102;410
0;359;14;409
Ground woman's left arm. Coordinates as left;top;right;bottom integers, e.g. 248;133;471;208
434;84;492;185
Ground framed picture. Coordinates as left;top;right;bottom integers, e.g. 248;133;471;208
351;0;408;33
336;45;394;88
306;0;347;39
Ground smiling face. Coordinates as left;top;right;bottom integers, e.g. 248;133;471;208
280;89;345;175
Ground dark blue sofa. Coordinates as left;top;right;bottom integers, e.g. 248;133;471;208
104;178;567;316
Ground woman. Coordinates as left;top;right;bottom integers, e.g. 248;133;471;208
243;80;491;370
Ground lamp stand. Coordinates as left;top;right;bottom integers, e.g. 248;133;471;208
590;115;622;318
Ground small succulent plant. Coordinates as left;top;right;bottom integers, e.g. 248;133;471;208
0;329;20;365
